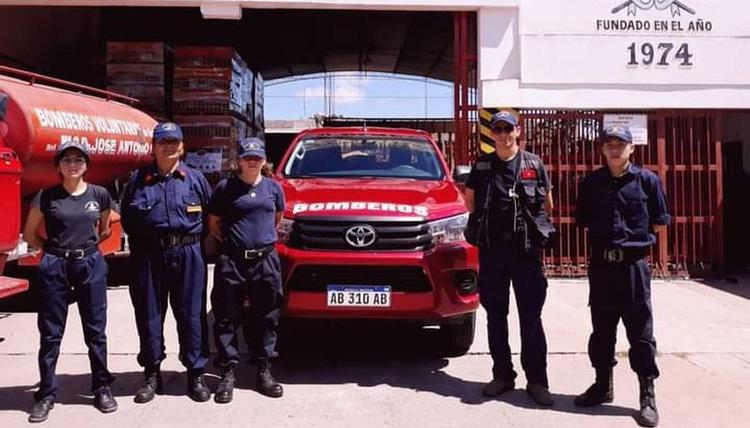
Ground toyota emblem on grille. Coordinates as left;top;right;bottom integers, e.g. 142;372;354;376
344;224;377;248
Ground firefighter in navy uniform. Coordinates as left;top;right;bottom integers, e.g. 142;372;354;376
208;137;285;403
121;123;213;403
23;141;117;423
464;111;555;406
575;126;670;428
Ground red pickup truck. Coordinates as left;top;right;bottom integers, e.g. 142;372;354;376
275;127;479;354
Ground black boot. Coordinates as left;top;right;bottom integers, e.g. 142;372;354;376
187;371;211;402
94;385;118;413
134;367;162;404
28;398;54;423
575;368;614;407
636;375;659;427
257;359;283;398
214;368;236;404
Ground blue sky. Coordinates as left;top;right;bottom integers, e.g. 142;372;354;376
265;72;453;120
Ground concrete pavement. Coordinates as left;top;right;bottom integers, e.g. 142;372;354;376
0;273;749;427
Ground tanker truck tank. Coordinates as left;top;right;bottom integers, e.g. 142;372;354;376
0;70;156;198
0;66;157;300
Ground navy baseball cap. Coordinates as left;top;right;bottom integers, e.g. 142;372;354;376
237;137;266;159
55;141;90;164
601;126;633;144
154;122;184;141
489;111;518;129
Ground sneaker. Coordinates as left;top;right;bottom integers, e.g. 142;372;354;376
526;383;554;406
481;378;515;397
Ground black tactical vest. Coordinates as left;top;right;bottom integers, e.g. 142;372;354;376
472;150;547;219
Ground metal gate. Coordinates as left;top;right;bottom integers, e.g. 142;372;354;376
517;110;722;278
453;11;478;167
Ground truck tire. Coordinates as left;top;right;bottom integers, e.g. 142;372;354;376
439;312;475;356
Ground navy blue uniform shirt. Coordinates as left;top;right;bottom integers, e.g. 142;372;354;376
208;175;285;250
121;162;212;242
32;184;113;250
576;164;670;250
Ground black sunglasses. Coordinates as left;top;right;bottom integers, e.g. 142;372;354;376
492;125;515;133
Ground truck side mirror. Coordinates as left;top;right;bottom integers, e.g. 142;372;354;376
453;165;471;184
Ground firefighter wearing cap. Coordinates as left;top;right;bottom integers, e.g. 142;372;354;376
464;111;555;406
208;137;285;402
23;141;117;422
121;122;213;403
575;126;670;427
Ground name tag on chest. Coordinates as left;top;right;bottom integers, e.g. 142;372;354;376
476;161;491;171
186;205;202;214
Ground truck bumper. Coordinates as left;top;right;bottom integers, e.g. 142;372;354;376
278;242;479;322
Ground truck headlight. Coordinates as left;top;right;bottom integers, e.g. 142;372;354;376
427;213;469;245
277;218;295;243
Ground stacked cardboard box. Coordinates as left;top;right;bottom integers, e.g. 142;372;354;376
177;114;249;177
172;47;253;118
173;47;259;185
106;42;172;120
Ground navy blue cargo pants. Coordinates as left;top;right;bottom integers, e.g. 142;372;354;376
587;258;659;378
36;251;115;401
129;242;209;373
211;250;283;368
478;242;549;387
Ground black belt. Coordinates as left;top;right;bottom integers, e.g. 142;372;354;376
597;248;648;264
45;245;99;260
158;233;201;248
223;243;276;261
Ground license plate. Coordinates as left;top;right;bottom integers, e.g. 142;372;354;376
326;285;391;307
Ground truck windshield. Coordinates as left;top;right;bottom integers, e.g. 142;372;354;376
283;136;445;180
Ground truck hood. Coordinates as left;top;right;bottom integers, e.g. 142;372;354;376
282;177;466;221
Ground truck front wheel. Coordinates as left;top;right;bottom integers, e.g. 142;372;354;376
439;312;475;356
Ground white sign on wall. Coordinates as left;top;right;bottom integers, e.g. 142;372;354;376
186;148;223;173
603;114;648;145
519;0;750;85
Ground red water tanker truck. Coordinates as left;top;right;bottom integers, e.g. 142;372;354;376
0;66;156;299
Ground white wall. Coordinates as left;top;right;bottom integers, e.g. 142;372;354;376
478;5;750;109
